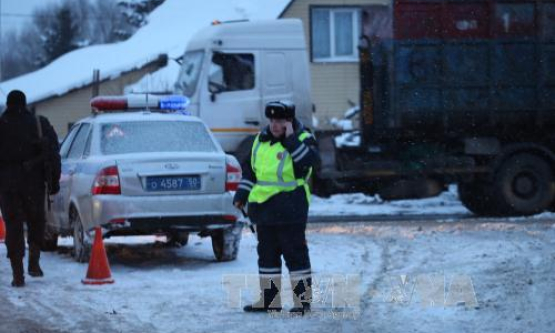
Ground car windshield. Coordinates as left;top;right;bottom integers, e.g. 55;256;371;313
100;120;217;155
174;50;204;97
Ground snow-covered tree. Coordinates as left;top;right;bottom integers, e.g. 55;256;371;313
117;0;165;29
0;0;165;80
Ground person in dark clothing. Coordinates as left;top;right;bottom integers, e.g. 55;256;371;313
0;90;61;287
233;101;320;315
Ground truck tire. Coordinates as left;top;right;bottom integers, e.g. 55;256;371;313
211;223;243;262
457;180;497;216
493;153;555;216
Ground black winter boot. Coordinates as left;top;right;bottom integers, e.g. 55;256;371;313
290;276;312;315
28;245;44;277
10;257;25;287
244;276;282;313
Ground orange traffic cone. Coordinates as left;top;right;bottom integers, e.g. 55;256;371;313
0;214;6;243
82;227;114;285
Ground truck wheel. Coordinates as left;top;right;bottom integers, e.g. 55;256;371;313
42;226;59;252
457;180;497;216
71;210;92;263
493;153;555;216
211;223;243;262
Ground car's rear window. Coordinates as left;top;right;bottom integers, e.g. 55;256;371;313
100;121;218;155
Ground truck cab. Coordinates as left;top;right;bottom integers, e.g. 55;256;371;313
173;19;313;160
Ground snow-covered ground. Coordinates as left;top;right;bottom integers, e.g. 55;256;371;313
2;219;555;333
0;230;381;333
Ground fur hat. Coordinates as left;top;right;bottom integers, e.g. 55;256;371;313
265;101;295;119
6;90;27;108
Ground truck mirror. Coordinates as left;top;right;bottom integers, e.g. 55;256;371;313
208;81;225;102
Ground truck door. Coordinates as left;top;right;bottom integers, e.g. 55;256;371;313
200;51;261;153
261;51;293;121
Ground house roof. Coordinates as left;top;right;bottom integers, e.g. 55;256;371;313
0;0;291;106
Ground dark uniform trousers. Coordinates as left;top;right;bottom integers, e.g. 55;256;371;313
257;223;310;274
256;223;312;303
0;190;46;259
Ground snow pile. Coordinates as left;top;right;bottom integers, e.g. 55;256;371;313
0;0;290;104
310;185;471;216
310;185;555;221
334;131;361;148
331;105;361;148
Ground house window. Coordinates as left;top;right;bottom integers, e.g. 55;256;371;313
311;7;361;62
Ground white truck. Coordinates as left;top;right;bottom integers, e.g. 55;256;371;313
173;19;313;163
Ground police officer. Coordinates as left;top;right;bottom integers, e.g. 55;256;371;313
0;90;61;287
233;101;319;314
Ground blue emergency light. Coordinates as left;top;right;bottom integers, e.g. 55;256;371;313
159;95;189;111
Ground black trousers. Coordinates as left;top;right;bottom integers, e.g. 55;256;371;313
256;223;311;277
0;190;46;259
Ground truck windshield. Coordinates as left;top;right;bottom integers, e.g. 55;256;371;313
174;50;204;97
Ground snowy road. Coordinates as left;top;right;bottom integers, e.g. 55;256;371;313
2;219;555;333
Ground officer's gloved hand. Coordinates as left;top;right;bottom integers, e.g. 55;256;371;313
233;200;244;210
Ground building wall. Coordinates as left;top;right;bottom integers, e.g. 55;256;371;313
33;62;163;137
282;0;389;128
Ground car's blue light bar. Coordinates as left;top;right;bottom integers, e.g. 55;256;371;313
159;95;190;110
91;94;192;115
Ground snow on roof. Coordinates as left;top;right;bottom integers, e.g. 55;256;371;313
0;0;292;105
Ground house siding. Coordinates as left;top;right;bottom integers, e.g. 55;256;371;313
281;0;389;128
33;62;163;137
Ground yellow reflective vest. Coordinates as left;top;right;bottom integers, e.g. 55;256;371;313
248;131;312;204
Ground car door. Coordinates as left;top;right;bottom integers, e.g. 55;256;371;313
54;123;91;230
49;124;80;230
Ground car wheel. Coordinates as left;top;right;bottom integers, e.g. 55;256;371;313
42;226;59;252
211;223;243;262
493;153;555;216
71;210;92;263
168;231;189;247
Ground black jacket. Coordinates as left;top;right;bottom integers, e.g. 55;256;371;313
233;119;320;225
0;107;60;194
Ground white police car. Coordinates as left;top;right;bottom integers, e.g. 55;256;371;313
44;95;243;262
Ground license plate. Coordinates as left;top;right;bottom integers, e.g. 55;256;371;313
145;175;201;192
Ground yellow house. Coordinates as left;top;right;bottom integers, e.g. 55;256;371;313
281;0;389;127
